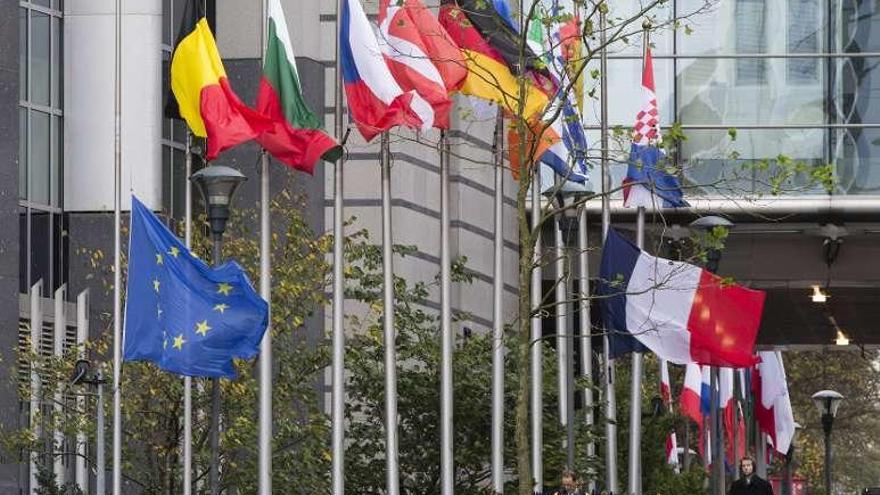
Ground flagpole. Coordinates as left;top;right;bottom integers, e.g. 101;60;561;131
258;0;273;493
628;206;645;495
627;23;651;495
531;168;543;495
490;108;505;495
380;131;400;495
577;205;595;493
111;0;123;492
554;191;573;468
439;128;455;495
183;130;193;495
599;6;618;494
331;0;346;491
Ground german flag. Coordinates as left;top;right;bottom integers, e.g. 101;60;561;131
438;0;549;121
167;0;270;161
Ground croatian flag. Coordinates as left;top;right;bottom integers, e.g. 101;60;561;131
340;0;423;141
377;0;466;131
598;228;766;367
623;47;688;208
660;360;679;467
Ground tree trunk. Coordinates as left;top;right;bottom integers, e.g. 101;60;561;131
515;169;535;495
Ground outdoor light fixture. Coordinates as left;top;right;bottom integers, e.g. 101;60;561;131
811;285;829;303
190;165;247;238
812;389;844;495
835;330;850;346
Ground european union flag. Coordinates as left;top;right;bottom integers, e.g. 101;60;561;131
123;196;268;378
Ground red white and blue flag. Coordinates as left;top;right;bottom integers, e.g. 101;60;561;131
340;0;423;141
598;228;766;367
660;359;680;467
623;47;688;208
377;0;466;131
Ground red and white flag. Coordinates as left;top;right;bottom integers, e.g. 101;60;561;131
680;363;703;427
720;368;746;463
753;351;796;455
660;360;680;467
377;0;466;131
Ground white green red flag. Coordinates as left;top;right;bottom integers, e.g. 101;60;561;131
256;0;341;173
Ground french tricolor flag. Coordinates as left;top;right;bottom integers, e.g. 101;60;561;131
599;228;766;368
622;47;689;208
340;0;423;142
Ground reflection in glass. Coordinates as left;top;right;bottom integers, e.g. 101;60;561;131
30;11;50;106
30;111;50;205
52;116;62;207
19;8;27;101
734;0;767;84
787;0;821;84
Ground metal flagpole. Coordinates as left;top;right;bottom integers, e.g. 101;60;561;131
183;129;193;495
555;198;573;468
710;368;721;494
381;131;400;495
440;130;454;495
331;0;346;490
531;169;543;494
577;205;595;493
627;25;651;493
490;110;505;495
112;0;123;491
258;1;273;493
599;6;618;494
628;206;645;495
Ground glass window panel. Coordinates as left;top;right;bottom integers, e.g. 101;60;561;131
30;11;50;106
162;147;172;214
51;116;62;207
52;16;62;107
605;58;675;127
830;57;880;126
53;213;67;293
19;109;27;200
839;0;880;53
33;0;51;7
30;211;50;297
163;0;172;45
172;148;186;220
172;0;187;42
832;127;880;195
30;111;50;205
677;57;826;125
19;8;27;101
787;0;821;84
735;0;767;84
602;0;675;56
681;128;827;196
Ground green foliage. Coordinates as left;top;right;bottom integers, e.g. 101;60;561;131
34;462;84;495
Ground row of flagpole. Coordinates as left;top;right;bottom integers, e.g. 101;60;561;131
101;1;639;494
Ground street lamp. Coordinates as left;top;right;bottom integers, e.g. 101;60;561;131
190;165;247;495
689;215;733;495
812;390;844;495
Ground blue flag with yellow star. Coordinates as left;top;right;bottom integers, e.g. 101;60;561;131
123;196;268;378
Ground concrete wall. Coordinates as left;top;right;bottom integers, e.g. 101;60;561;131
0;0;22;491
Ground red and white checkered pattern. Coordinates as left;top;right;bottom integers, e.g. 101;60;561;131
632;48;660;145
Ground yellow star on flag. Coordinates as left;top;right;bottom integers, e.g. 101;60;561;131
168;246;180;258
213;303;229;314
172;333;186;350
217;282;233;296
153;278;161;293
156;253;164;265
195;320;212;336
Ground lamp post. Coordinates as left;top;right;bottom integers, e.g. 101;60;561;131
689;215;733;495
782;422;802;495
71;359;107;495
812;390;844;495
191;165;247;495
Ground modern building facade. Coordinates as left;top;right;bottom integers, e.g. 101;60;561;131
2;0;879;492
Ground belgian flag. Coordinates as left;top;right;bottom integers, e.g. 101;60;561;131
166;0;270;161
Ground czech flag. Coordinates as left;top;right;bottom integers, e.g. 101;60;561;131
623;47;688;208
340;0;423;142
377;0;466;130
598;228;765;367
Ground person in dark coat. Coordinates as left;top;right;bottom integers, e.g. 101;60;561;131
729;456;774;495
545;469;584;495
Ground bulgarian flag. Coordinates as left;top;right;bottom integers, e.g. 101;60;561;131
255;0;342;174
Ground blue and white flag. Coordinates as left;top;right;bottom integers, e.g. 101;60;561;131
123;196;268;378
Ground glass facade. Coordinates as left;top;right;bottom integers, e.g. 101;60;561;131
19;0;64;296
589;0;880;197
161;0;190;221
